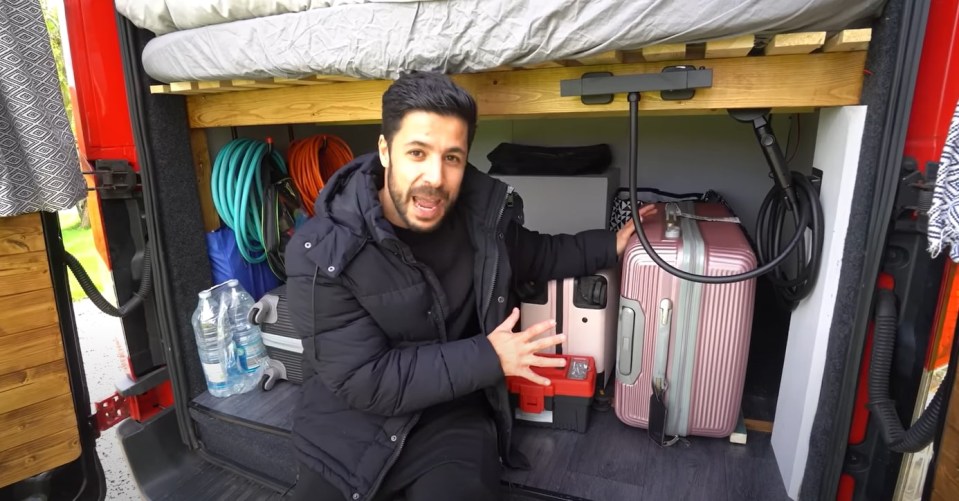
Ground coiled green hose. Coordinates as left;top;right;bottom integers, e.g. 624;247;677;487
211;138;287;263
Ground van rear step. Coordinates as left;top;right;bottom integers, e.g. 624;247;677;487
116;407;288;500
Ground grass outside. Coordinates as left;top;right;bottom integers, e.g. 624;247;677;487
59;210;109;302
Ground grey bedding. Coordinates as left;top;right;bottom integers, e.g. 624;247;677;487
140;0;887;84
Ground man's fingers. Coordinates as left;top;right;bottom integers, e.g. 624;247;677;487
520;319;557;339
496;307;521;331
529;334;565;352
529;354;567;368
519;367;551;386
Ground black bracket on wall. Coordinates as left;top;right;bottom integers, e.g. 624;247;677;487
82;159;140;199
559;65;713;104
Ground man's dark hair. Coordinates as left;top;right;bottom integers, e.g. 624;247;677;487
381;71;478;148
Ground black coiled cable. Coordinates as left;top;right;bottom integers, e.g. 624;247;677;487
867;289;946;453
63;246;152;318
626;92;824;309
755;172;825;310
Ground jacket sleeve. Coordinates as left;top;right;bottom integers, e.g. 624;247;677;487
287;274;505;417
507;221;618;284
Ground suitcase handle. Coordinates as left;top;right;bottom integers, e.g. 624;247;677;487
616;297;645;385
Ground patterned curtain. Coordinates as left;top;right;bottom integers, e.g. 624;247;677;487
0;0;86;216
927;99;959;262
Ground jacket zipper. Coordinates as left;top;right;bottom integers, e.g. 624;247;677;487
364;240;443;501
486;185;514;314
367;184;513;500
363;420;414;501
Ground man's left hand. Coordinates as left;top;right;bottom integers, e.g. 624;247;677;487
616;204;658;258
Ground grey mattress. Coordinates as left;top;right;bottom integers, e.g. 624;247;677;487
141;0;887;84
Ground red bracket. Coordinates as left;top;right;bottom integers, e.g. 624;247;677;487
94;393;130;433
93;380;174;433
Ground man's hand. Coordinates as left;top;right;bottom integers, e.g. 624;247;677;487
487;308;566;386
616;204;658;257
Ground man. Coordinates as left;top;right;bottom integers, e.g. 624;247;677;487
285;71;646;501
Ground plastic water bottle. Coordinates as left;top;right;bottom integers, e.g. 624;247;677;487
191;290;232;397
218;279;269;394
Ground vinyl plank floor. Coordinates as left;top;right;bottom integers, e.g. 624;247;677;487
724;431;792;500
191;381;300;432
507;410;785;501
192;383;787;501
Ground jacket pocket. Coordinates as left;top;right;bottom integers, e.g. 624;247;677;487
358;282;437;343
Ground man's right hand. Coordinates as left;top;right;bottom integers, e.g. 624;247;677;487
487;307;566;386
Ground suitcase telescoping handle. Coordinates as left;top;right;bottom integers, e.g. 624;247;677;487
649;298;680;447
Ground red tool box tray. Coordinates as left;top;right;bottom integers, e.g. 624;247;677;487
507;354;596;433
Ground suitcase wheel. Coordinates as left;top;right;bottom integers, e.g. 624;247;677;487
592;388;612;412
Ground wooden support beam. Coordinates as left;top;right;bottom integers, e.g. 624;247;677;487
188;129;220;233
744;418;774;433
705;35;755;58
185;51;867;128
823;28;872;52
764;32;827;56
641;43;687;62
520;60;569;69
575;51;623;66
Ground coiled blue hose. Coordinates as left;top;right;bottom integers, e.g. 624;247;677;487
212;138;287;264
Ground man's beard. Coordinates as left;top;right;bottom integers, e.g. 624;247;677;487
387;162;454;233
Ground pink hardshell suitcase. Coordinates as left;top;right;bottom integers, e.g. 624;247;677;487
614;201;757;442
520;269;620;391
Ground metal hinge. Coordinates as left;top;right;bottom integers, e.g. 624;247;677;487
893;157;938;234
82;159;139;199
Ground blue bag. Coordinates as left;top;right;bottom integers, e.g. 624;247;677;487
206;226;280;300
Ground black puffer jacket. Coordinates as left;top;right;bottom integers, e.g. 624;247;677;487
284;152;617;501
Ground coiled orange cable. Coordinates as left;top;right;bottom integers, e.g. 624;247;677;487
287;134;354;215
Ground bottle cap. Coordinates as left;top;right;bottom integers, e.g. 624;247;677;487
227;279;239;287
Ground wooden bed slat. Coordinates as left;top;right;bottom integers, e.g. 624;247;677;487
521;60;570;69
197;81;258;92
575;51;624;66
228;79;288;89
185;51;866;128
764;32;827;55
642;43;687;62
705;35;756;58
170;82;222;95
824;28;872;52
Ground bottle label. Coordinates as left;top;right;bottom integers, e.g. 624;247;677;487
202;362;227;385
236;342;264;372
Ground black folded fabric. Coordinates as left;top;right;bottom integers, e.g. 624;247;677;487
487;143;612;176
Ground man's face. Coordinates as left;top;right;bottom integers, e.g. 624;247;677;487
378;110;469;232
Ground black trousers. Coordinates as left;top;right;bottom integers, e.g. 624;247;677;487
292;394;502;501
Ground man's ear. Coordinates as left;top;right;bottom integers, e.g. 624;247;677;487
378;134;390;168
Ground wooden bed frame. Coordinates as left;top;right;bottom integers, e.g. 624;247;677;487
152;29;871;127
160;29;872;232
